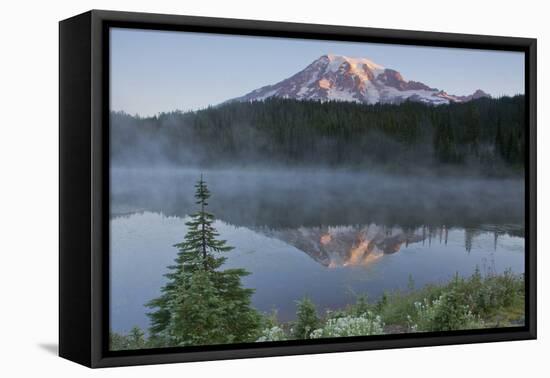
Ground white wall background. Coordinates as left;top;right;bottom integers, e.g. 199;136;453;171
0;0;546;376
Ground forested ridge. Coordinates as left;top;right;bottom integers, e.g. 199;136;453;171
111;96;525;174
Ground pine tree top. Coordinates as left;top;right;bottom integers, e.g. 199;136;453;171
194;174;211;206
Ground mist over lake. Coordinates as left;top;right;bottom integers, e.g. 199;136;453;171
110;167;524;333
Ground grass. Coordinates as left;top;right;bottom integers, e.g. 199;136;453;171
373;268;524;332
265;268;525;340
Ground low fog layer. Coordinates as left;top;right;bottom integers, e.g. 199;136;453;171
110;97;525;232
110;96;525;177
111;167;524;232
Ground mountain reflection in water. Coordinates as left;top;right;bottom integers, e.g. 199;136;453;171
110;212;525;333
260;224;426;268
109;168;525;333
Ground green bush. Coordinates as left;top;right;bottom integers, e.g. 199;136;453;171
311;312;384;338
257;326;287;342
409;290;484;332
293;298;319;339
109;326;147;350
467;269;523;317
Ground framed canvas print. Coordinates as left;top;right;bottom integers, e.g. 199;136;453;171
59;10;536;368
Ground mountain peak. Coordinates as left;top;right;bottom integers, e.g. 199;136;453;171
322;54;385;72
471;89;490;98
231;55;490;105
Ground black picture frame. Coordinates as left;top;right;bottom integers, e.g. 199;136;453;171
59;9;537;368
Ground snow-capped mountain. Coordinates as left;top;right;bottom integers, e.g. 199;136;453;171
231;54;490;105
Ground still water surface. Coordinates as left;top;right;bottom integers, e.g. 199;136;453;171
110;168;525;333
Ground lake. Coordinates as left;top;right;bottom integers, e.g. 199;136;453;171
110;168;525;333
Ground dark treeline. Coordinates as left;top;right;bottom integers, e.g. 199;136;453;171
111;96;525;175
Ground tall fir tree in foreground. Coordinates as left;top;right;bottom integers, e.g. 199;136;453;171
147;175;260;347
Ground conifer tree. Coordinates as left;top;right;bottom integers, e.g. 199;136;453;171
293;297;319;339
495;119;504;158
147;175;260;346
109;326;147;350
172;175;232;273
128;326;147;349
434;115;459;164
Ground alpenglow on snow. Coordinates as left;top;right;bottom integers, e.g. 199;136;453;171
230;54;489;105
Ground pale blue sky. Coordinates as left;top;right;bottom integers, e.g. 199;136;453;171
110;28;525;117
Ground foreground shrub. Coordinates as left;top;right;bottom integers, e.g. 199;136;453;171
109;326;147;350
466;268;524;317
409;290;484;332
257;326;287;342
293;298;320;339
310;312;384;338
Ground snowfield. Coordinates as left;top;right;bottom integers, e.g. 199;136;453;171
230;54;490;106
